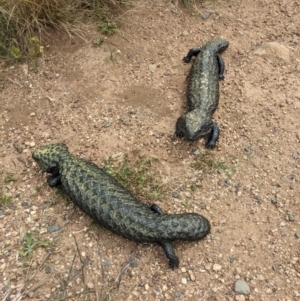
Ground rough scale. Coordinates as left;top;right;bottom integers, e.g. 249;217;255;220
32;144;211;268
176;38;229;148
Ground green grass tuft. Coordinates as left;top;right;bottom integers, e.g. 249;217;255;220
0;0;125;59
103;151;165;201
194;151;235;177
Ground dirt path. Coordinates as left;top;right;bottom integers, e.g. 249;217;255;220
1;0;300;300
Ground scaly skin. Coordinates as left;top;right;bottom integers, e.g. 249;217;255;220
175;38;229;148
32;144;211;268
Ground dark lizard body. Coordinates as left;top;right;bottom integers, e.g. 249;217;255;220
175;38;229;148
32;144;211;268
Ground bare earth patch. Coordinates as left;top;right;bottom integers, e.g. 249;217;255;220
1;0;300;300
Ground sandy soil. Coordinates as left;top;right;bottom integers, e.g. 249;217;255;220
1;0;300;300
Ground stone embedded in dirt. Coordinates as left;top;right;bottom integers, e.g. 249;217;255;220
103;121;111;128
213;264;222;271
172;191;180;198
47;225;60;233
181;277;187;284
0;211;4;217
295;233;300;239
253;42;290;61
45;266;51;274
288;214;294;221
129;260;138;268
202;12;210;19
292;151;299;159
234;280;250;295
188;270;196;281
280;221;286;227
148;64;157;72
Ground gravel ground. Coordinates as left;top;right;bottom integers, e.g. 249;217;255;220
1;0;300;300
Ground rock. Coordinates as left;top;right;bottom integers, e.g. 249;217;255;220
172;192;180;198
149;64;157;72
295;233;300;239
129;260;138;268
185;192;191;198
182;31;188;36
213;264;222;271
87;282;94;289
103;121;111;128
288;214;294;221
45;266;51;274
280;221;286;227
292;151;299;159
234;280;250;295
253;42;290;61
202;12;210;19
181;278;187;284
0;211;4;217
188;270;196;281
47;225;60;233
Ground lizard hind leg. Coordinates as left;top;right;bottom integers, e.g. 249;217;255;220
161;241;180;269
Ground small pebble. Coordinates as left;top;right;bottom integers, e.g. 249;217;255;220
234;280;250;295
172;192;180;198
202;12;210;19
181;278;187;284
45;266;51;274
0;211;4;217
129;260;138;268
280;221;286;227
87;282;94;289
47;225;60;233
213;264;222;271
288;214;294;221
295;233;300;239
103;121;111;128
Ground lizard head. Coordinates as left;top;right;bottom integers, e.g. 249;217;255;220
176;111;213;141
32;143;69;173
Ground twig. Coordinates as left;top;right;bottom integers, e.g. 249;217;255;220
97;248;105;301
4;76;23;86
62;254;77;300
72;234;86;286
115;247;137;289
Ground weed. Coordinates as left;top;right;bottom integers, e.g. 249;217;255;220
194;151;235;177
189;184;196;192
0;194;12;205
98;16;117;35
51;187;69;201
103;151;165;201
2;172;17;183
0;0;124;58
19;232;50;257
93;38;104;47
27;36;44;57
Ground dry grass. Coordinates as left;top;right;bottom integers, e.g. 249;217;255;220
0;0;125;59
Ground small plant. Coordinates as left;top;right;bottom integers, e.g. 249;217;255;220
189;184;196;192
194;151;235;177
0;194;12;205
103;151;165;201
27;36;44;57
93;38;104;47
98;16;117;35
9;46;21;60
2;172;17;183
19;232;50;257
